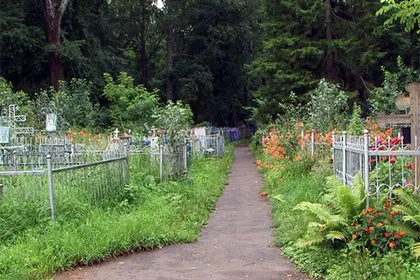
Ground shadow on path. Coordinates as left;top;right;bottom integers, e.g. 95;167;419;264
56;145;310;280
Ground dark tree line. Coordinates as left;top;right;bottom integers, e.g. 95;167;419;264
1;0;419;127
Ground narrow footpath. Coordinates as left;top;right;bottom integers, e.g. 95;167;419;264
56;145;310;280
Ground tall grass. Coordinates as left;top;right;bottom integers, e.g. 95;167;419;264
253;146;420;280
0;145;234;279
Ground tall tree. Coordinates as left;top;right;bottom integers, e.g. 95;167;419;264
111;0;164;90
173;0;258;125
41;0;69;90
325;0;334;81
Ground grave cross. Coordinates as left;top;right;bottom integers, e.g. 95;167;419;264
113;128;120;139
0;105;27;127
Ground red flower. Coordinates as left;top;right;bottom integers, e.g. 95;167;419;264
384;232;390;238
407;163;412;169
394;232;400;239
390;157;396;164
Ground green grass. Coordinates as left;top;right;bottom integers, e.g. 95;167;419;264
253;146;420;280
0;145;234;279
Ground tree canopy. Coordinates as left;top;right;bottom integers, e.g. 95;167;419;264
0;0;419;127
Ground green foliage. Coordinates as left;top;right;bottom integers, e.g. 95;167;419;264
348;104;364;136
0;77;35;124
307;79;349;132
104;72;160;130
376;0;420;33
328;248;420;280
294;176;365;248
152;100;193;149
33;79;100;129
0;145;234;279
369;56;420;114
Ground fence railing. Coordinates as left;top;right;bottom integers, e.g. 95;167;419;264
0;152;129;220
332;130;420;208
0;133;227;220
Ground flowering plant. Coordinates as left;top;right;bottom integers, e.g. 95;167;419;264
370;136;413;190
349;201;413;256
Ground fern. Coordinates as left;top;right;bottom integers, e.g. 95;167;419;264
294;175;367;247
294;202;346;227
413;242;420;258
323;175;365;218
392;189;420;241
326;231;346;242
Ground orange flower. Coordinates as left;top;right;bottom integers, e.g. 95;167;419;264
399;230;405;237
352;234;358;239
389;241;396;248
371;239;376;245
394;232;400;239
295;122;303;127
368;226;375;233
376;222;383;227
362;210;368;215
390;210;396;216
294;155;301;161
384;232;390;238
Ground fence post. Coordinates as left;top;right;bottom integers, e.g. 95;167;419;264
301;130;304;149
0;184;3;198
159;144;163;182
363;130;370;209
47;154;55;220
184;139;188;170
416;136;419;194
332;131;336;168
342;131;347;185
311;129;315;156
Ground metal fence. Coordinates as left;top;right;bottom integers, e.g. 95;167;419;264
0;133;226;220
332;130;420;208
0;151;129;220
189;135;225;158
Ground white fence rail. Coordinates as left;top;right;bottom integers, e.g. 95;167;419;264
332;130;420;208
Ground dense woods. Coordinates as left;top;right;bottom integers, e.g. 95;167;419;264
1;0;419;127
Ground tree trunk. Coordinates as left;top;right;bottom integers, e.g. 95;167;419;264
165;0;174;101
139;40;150;89
325;0;334;81
47;20;64;90
42;0;68;90
139;13;150;89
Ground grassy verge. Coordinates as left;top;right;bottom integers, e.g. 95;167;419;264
252;146;420;280
0;145;234;279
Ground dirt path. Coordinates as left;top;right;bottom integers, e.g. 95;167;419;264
56;145;309;280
